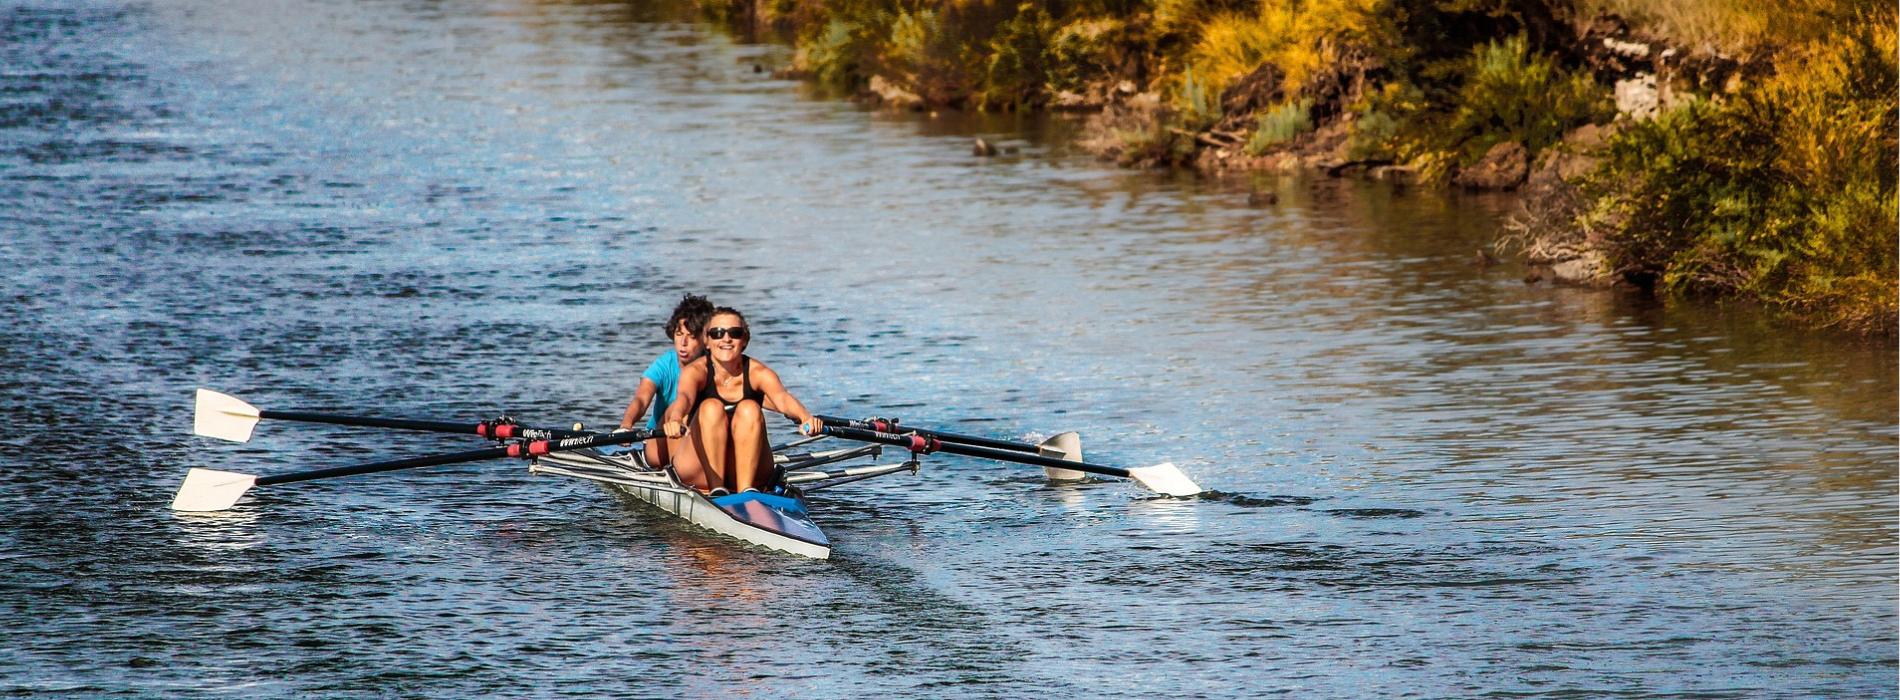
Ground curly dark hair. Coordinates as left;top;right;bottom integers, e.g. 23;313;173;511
665;294;714;339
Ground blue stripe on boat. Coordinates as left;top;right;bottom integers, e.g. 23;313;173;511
711;492;829;547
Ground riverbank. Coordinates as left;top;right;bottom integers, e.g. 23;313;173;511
698;0;1896;335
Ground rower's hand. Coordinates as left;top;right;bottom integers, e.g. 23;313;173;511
663;419;685;439
799;417;824;437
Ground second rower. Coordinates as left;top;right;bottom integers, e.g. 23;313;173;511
620;293;715;489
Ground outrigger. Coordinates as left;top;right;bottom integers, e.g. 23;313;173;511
173;389;1204;558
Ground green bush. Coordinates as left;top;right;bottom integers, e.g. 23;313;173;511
983;3;1055;108
1358;34;1607;181
1176;67;1220;130
889;10;967;103
1580;13;1896;332
802;19;864;87
1045;18;1126;94
1345;107;1400;160
1583;99;1758;288
1442;34;1609;163
792;0;897;89
1246;99;1313;154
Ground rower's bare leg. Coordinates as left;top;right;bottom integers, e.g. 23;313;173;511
731;399;766;492
663;434;712;492
694;398;732;492
643;437;669;468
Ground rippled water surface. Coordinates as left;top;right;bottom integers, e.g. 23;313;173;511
2;1;1895;697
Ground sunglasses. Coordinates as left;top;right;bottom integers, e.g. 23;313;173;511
706;326;748;340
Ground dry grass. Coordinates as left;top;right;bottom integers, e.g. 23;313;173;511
1579;0;1875;52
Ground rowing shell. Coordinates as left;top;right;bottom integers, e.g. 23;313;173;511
175;389;1198;557
530;442;912;559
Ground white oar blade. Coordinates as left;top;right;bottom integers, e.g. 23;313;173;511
1037;431;1086;481
170;468;259;511
1128;462;1203;498
194;388;261;443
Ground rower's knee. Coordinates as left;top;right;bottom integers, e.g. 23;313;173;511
731;400;763;430
695;400;728;434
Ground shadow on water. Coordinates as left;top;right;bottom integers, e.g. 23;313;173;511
1319;507;1428;519
1108;538;1581;591
1204;491;1320;508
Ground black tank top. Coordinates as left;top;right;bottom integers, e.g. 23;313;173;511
703;354;765;408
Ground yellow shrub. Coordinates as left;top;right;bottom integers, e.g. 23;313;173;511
1154;0;1216;36
1178;0;1379;104
1183;12;1283;98
1753;10;1897;328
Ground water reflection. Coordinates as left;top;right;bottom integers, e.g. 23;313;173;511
169;510;267;552
1126;494;1204;535
674;541;772;606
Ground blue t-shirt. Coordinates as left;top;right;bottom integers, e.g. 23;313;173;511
641;352;684;431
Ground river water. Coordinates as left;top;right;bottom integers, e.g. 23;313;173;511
2;1;1894;697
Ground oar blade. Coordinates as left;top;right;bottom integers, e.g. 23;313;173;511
194;388;261;443
1037;432;1086;481
170;468;259;512
1128;462;1203;498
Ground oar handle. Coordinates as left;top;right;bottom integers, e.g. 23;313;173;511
255;429;652;486
259;409;589;440
813;415;1043;455
819;425;1133;479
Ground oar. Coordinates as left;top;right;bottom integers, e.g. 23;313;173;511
170;428;652;512
819;425;1202;497
194;388;588;443
813;415;1068;454
814;415;1087;480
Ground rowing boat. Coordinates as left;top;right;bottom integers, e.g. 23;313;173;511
172;389;1203;558
530;440;913;559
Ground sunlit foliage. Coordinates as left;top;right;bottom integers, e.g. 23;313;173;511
699;0;1897;331
1580;10;1896;331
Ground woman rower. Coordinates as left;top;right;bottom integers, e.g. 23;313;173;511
619;293;714;489
661;307;822;495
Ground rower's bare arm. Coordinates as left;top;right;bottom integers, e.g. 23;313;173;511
619;378;660;429
754;363;818;433
662;364;706;436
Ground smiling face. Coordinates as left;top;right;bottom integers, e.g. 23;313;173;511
670;319;704;363
702;311;749;362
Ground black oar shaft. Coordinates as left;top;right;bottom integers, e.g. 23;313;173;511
256;446;511;486
814;415;1042;454
258;409;587;440
820;425;1132;479
261;410;478;436
253;429;651;487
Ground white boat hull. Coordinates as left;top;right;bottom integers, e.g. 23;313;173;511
534;450;832;559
